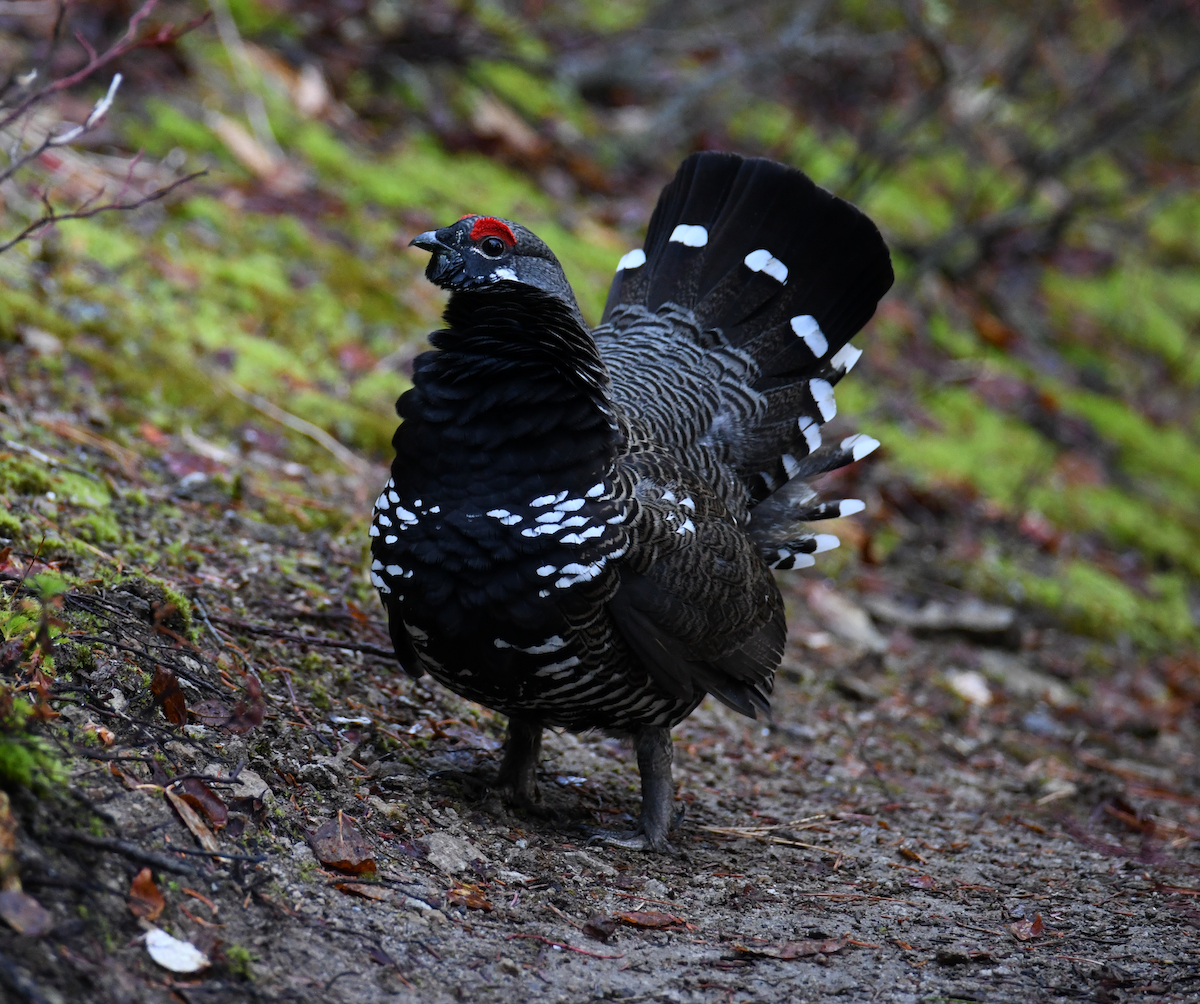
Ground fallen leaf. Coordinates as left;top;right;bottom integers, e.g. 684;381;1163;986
734;937;847;960
447;882;493;911
336;882;391;902
907;874;936;889
191;699;231;728
145;927;210;973
583;914;618;942
151;666;187;727
309;811;376;874
615;910;684;929
0;890;53;936
224;675;265;734
175;779;228;829
129;868;165;921
898;847;926;864
1010;913;1045;941
165;785;219;853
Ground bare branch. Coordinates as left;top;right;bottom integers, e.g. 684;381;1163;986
0;170;206;255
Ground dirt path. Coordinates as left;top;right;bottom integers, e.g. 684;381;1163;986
2;435;1200;1004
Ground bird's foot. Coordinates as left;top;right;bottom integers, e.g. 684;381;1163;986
580;804;685;854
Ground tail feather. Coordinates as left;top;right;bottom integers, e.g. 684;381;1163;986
600;151;892;557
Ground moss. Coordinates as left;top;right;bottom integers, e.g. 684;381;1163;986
0;510;21;538
0;456;52;496
225;943;255;980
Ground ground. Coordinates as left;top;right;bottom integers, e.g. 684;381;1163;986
2;412;1200;1004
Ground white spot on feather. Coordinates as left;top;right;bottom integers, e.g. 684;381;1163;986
841;433;880;461
809;379;837;422
370;571;391;593
781;454;800;480
585;482;605;497
813;534;840;553
536;565;557;577
831;342;862;373
531;491;567;508
616;249;646;271
669;224;708;247
839;499;866;517
368;523;380;537
790;315;827;357
798;416;821;453
386;564;405;576
384;534;397;544
744;248;788;283
492;267;518;280
555;498;585;512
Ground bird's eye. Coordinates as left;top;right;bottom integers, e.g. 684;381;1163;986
479;236;507;257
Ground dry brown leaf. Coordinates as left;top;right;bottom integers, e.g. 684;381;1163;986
151;666;187;727
1009;913;1045;941
309;811;375;874
0;890;53;936
447;882;493;911
335;882;392;902
165;786;219;853
615;910;684;929
898;847;926;864
129;868;165;921
583;914;618;942
175;778;228;830
224;675;265;734
734;937;847;960
907;874;936;890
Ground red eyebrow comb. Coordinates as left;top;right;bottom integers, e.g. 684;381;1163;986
470;216;516;245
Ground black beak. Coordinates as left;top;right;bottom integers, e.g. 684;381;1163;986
409;230;450;253
410;230;460;286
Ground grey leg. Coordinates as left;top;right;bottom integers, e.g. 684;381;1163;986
635;727;676;852
584;726;681;853
496;717;543;809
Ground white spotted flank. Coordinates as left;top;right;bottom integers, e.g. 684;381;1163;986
810;379;837;422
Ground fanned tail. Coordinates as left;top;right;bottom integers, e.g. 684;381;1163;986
602;152;893;563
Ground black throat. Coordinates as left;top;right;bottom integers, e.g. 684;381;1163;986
392;286;621;497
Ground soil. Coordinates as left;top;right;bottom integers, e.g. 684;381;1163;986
2;424;1200;1004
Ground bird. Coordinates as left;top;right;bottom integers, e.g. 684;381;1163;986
371;151;893;851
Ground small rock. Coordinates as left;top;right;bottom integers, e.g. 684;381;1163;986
561;850;616;878
498;957;520;976
864;596;1014;634
421;831;483;874
946;670;992;707
978;651;1078;709
805;583;887;653
936;946;974;965
642;878;669;898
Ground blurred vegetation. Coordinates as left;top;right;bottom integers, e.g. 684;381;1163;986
0;0;1198;650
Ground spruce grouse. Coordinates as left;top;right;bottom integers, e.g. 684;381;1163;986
371;152;893;850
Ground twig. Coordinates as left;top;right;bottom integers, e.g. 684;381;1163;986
208;615;395;659
504;933;624;959
219;378;371;477
0;170;205;255
49;829;199;875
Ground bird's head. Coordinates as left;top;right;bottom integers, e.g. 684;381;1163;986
410;215;579;306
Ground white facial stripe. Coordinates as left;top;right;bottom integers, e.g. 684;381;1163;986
668;224;708;247
744;248;788;284
790;315;827;357
810;379;836;422
616;249;646;271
